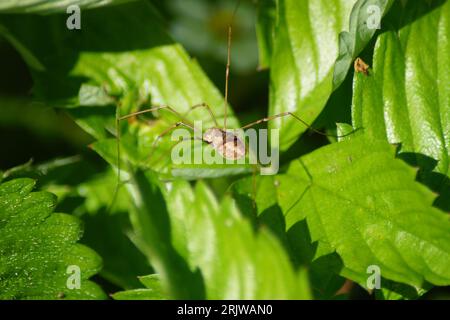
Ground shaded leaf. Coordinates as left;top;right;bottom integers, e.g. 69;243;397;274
255;0;276;69
113;274;166;300
82;209;153;290
77;170;153;290
375;278;428;300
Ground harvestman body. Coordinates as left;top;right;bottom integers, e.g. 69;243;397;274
203;128;246;160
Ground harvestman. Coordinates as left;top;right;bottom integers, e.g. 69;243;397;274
114;3;354;198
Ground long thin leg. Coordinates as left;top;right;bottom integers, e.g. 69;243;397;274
223;25;232;130
119;103;220;127
119;105;194;127
148;121;195;160
240;111;354;138
116;105;194;167
151;136;205;167
108;117;122;213
117;103;218;168
251;164;258;210
183;103;219;127
222;0;241;130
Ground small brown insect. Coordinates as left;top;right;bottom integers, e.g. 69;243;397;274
354;57;370;75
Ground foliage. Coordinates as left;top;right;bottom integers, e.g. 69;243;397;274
277;136;450;288
351;0;450;211
0;0;137;14
264;0;395;150
0;178;105;299
0;0;449;300
117;172;311;299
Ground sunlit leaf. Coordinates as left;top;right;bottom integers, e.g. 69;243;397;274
351;0;450;210
0;0;137;14
0;178;106;299
123;171;311;299
266;0;395;151
231;176;346;299
277;135;450;288
268;0;356;150
333;0;394;88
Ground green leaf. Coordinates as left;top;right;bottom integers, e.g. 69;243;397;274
77;170;153;290
0;1;238;125
124;170;205;299
124;171;311;299
351;0;450;210
3;158;153;290
0;0;137;14
333;0;394;88
0;178;106;299
336;122;356;142
0;1;240;178
166;180;311;299
277;135;450;288
255;0;276;70
0;1;236;120
1;156;84;185
82;210;154;290
3;157;157;291
231;176;346;299
375;278;428;300
113;274;166;300
78;84;116;107
269;0;357;150
266;0;395;150
92;135;255;181
77;172;153;289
